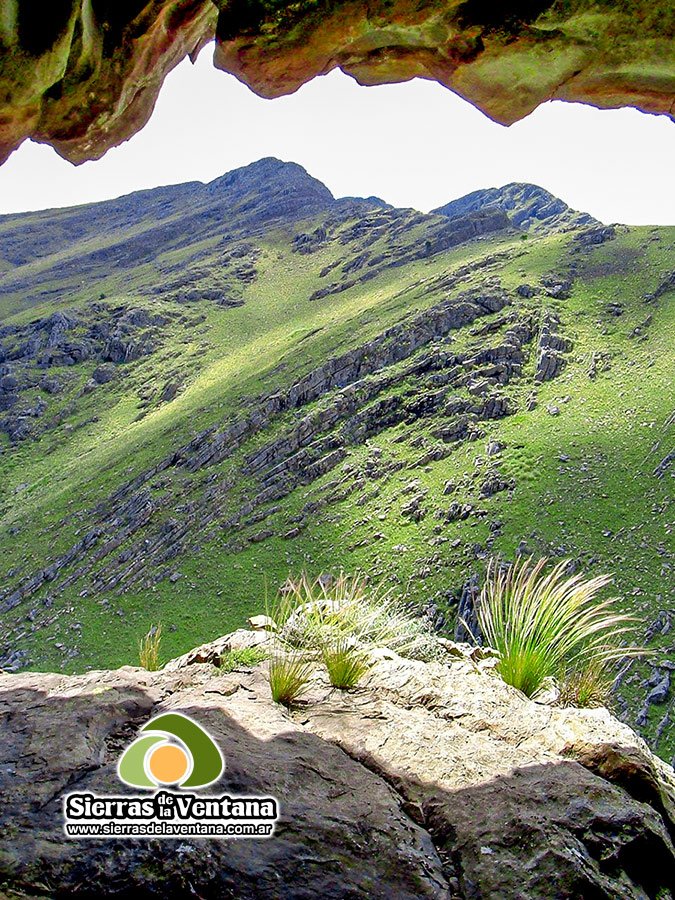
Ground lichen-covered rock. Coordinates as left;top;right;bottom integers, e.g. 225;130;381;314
0;0;673;165
1;633;673;898
0;1;218;166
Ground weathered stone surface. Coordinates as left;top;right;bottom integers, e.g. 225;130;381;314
0;661;446;898
0;1;673;165
163;627;270;670
213;0;675;124
0;1;218;166
1;635;674;898
301;653;675;898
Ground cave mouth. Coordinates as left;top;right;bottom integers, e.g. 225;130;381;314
0;0;672;169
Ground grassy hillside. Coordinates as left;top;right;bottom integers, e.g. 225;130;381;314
0;161;673;761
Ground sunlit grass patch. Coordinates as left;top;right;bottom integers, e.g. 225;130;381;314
219;646;269;673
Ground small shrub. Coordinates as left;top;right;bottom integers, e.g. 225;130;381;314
139;623;162;671
322;638;371;689
476;556;640;701
268;651;314;706
219;646;268;673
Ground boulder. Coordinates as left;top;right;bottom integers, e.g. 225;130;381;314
248;614;277;631
1;634;673;898
162;628;270;671
92;365;116;385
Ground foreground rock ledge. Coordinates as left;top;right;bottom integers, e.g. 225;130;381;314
0;0;673;166
1;633;674;898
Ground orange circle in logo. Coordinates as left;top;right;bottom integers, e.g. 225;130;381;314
148;744;189;784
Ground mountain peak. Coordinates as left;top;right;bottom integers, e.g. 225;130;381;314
433;182;598;234
204;157;335;227
207;157;332;197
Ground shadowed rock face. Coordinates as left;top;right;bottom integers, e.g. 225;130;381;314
1;632;674;897
0;0;673;166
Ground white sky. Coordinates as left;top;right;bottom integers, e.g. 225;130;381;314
0;44;673;224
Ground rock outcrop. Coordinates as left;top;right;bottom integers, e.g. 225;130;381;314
0;284;562;616
434;183;597;235
0;1;673;166
1;631;674;898
0;303;180;442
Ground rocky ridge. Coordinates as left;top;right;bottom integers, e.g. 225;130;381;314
0;273;570;616
1;629;674;898
434;183;599;236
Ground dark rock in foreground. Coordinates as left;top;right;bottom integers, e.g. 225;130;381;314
1;632;674;898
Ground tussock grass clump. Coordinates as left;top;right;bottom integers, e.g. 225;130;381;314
138;623;162;671
268;651;314;706
558;658;614;708
265;571;440;701
219;646;268;673
276;571;442;663
476;556;641;704
322;638;371;689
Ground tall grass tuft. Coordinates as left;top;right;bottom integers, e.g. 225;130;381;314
476;556;641;703
139;623;163;671
275;571;442;662
322;637;371;689
268;651;314;706
265;571;442;702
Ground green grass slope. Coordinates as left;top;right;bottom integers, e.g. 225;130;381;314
0;162;673;761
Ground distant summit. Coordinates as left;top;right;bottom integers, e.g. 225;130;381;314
0;162;599;305
206;157;335;226
433;183;598;234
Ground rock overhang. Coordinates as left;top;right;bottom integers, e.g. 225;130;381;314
0;0;672;167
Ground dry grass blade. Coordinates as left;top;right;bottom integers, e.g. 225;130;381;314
558;657;614;708
138;623;162;671
272;570;442;662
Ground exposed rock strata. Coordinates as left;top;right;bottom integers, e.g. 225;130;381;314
1;634;674;898
534;311;572;383
0;303;177;442
0;1;673;165
0;281;571;618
